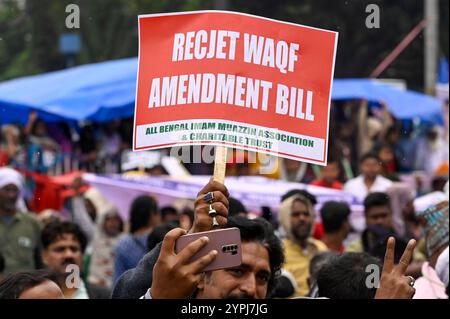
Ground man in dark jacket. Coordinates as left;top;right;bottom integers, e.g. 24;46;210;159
112;179;228;299
112;216;284;299
112;179;285;299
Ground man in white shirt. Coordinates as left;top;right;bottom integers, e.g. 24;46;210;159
344;152;393;202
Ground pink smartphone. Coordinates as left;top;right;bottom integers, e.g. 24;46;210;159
175;227;242;272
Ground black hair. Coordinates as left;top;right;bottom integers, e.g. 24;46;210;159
386;126;399;137
0;269;62;299
79;125;96;153
359;152;380;164
280;189;317;205
317;252;382;299
363;192;391;214
306;251;338;298
326;152;340;165
228;197;248;217
226;216;285;296
324;159;341;170
320;201;351;233
58;122;72;140
41;221;88;253
431;176;448;192
374;142;394;153
368;235;409;264
129;195;159;234
160;206;178;219
147;222;178;251
270;272;296;299
309;251;339;284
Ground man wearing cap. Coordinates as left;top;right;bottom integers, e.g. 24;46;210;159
0;167;42;274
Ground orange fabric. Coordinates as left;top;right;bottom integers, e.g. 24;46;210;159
313;222;324;240
310;179;343;190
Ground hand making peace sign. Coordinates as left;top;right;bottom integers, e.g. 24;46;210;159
375;237;417;299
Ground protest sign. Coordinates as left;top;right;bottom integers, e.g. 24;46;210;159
134;11;338;165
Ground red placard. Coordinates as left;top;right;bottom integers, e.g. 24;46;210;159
134;11;338;165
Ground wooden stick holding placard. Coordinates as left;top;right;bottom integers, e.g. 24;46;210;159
213;146;228;184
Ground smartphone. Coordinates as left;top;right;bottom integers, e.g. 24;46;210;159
175;227;242;272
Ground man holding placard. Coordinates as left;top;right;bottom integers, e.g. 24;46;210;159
115;11;419;300
118;10;339;299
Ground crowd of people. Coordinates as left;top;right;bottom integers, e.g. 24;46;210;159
0;160;448;299
1;101;449;183
0;99;449;299
0;112;133;176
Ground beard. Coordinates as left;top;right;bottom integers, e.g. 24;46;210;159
292;222;312;241
0;199;17;212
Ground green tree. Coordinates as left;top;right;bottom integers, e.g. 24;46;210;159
0;0;448;91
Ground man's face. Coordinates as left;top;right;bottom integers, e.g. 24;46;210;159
284;159;301;172
104;215;122;237
321;162;340;183
387;131;400;144
360;158;381;179
379;147;394;164
0;184;19;213
162;213;178;224
42;234;83;274
290;200;313;241
196;241;271;299
366;205;392;231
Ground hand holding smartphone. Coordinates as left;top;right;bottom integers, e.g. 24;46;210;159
175;227;242;272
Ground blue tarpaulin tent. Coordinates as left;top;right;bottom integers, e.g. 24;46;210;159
331;79;444;124
0;58;137;124
0;57;444;124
